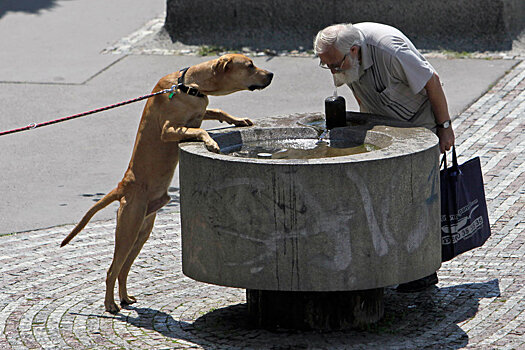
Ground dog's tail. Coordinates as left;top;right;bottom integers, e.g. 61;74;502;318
60;188;120;247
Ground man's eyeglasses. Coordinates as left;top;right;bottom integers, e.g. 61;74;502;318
319;54;347;72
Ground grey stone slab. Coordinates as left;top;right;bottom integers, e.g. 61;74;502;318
165;0;333;51
166;0;525;51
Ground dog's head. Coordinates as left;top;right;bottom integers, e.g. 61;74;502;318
202;54;273;96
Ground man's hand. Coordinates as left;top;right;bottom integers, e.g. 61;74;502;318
437;126;455;153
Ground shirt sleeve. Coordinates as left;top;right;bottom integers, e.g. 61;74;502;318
390;46;435;94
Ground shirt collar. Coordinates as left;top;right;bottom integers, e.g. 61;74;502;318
356;28;373;74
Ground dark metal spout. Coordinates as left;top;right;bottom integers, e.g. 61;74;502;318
325;96;346;130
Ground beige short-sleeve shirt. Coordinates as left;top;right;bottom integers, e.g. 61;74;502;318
349;23;437;130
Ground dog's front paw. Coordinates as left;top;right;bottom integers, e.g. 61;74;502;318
232;117;253;127
205;139;220;153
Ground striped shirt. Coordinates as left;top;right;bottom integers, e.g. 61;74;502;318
349;22;437;130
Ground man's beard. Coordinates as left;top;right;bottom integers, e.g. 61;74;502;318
333;55;360;87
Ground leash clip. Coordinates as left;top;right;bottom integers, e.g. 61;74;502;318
168;84;180;100
28;123;37;130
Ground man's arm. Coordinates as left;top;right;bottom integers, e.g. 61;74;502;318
425;73;455;153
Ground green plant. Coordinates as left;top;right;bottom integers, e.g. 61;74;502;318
198;45;225;56
440;50;473;59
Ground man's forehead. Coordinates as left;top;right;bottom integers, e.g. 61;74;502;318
319;46;344;60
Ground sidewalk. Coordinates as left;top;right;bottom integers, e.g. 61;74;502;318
0;61;524;350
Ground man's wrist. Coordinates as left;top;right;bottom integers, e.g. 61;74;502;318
437;120;452;129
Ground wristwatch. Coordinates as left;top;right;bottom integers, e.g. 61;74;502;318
437;120;452;129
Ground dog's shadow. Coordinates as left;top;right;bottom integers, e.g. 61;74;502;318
99;279;500;349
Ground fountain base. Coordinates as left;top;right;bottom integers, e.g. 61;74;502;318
246;288;384;331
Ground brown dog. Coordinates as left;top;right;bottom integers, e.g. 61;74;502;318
60;54;273;313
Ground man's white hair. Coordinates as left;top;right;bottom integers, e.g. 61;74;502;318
313;23;362;55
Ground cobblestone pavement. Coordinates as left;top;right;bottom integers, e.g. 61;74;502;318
0;60;523;349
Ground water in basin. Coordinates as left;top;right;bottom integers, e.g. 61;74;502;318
223;138;379;159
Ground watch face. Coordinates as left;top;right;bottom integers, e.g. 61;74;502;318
440;121;450;128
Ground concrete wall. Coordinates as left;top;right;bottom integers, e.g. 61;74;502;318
165;0;525;51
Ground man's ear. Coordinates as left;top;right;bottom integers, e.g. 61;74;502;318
212;56;232;74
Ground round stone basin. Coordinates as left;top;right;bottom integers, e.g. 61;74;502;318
178;125;441;292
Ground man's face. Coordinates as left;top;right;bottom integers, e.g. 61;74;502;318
318;46;348;74
318;46;360;86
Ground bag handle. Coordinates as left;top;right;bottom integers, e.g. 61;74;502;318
451;146;458;169
441;152;447;170
441;146;458;171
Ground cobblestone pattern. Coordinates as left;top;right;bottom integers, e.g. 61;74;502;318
0;61;523;349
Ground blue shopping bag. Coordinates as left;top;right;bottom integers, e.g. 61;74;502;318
440;147;491;262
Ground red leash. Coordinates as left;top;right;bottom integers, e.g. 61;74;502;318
0;85;178;137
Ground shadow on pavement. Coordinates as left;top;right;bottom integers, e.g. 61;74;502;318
106;279;500;349
0;0;58;19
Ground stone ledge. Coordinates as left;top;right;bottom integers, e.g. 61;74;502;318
166;0;525;52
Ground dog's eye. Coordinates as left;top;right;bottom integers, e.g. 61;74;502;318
248;62;255;68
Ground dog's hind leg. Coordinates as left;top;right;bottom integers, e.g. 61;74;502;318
117;194;168;305
118;213;156;306
146;193;171;216
105;194;147;314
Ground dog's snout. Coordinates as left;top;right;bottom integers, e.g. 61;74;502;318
248;69;273;91
265;71;274;84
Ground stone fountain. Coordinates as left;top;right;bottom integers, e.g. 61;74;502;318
178;112;441;330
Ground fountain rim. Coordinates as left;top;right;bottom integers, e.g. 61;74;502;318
178;125;439;165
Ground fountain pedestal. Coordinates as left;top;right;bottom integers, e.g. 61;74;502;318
178;116;441;330
247;288;384;330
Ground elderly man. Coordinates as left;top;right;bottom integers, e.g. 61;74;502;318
314;22;454;292
314;22;455;154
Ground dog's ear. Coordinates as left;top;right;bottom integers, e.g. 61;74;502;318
212;56;232;74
